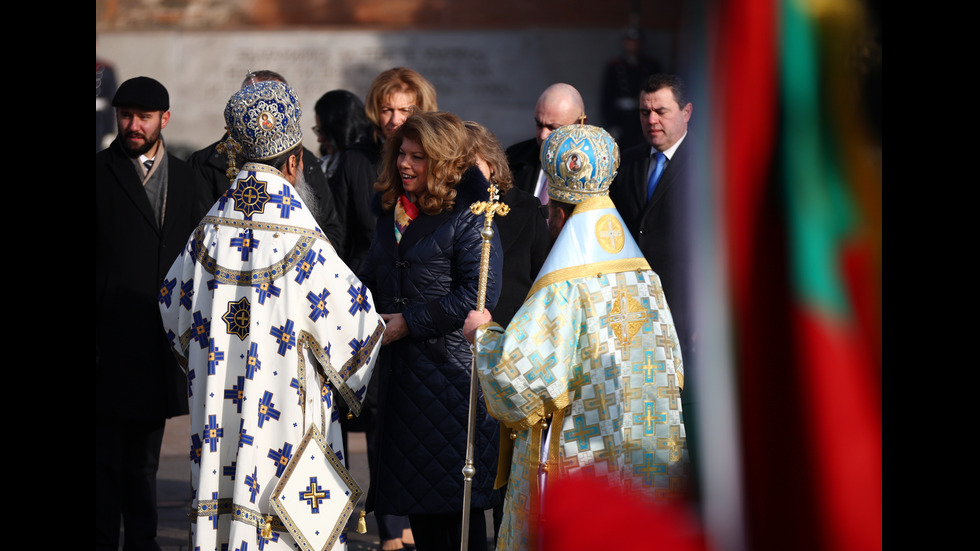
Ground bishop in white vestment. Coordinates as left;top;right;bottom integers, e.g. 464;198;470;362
160;81;383;551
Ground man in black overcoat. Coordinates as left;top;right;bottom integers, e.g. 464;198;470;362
96;76;209;551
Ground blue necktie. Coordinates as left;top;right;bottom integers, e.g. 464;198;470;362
646;151;666;201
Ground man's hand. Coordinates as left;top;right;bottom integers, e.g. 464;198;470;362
380;313;409;345
463;309;493;344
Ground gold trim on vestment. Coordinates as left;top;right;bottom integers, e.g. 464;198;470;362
491;392;570;491
501;393;571;432
338;320;385;382
200;215;327;240
177;328;193;356
171;348;189;373
483;319;513;490
295;332;312;422
300;331;355;417
241;162;288;179
190;225;326;287
548;400;569;482
478;321;500;333
190;498;288;533
297;320;384;417
572;195;615;214
528;423;542;551
494;425;513;489
526;258;651;299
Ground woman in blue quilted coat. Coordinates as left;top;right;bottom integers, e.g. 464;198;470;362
360;111;503;551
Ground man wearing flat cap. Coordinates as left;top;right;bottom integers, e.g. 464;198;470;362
464;125;689;551
96;76;210;550
159;80;384;551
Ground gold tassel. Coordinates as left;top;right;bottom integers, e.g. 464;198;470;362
261;515;273;538
356;510;367;534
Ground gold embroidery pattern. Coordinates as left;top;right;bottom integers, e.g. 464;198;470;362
270;425;362;551
606;288;649;348
595;214;625;254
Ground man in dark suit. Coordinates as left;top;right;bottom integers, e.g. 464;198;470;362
505;83;586;210
609;74;700;504
187;70;345;248
610;73;694;359
96;76;209;551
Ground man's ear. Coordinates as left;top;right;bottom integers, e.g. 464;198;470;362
284;152;301;179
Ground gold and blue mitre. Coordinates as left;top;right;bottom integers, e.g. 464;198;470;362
541;124;620;204
224;80;303;161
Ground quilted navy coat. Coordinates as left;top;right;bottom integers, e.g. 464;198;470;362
360;166;503;515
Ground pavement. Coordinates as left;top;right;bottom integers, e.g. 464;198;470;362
137;415;494;550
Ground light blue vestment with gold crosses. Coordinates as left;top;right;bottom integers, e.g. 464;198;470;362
159;164;384;551
475;196;688;551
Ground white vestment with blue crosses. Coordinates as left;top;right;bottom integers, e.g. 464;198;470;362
160;163;384;551
474;196;688;551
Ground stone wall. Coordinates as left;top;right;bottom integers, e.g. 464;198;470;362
98;28;678;155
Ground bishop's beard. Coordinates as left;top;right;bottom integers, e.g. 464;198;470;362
292;170;321;224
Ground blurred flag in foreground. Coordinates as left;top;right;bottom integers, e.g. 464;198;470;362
705;0;882;549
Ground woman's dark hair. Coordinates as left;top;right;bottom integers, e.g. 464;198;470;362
314;90;373;153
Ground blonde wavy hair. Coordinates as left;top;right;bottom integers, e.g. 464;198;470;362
376;111;471;215
364;68;438;135
464;121;514;194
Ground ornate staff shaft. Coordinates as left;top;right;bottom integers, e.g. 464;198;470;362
461;184;508;551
